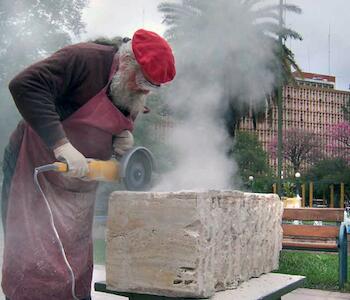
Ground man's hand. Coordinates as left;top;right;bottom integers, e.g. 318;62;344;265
53;142;89;178
113;130;134;156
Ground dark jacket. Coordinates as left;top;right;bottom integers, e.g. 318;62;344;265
8;43;117;148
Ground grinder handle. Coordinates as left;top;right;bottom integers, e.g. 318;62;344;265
53;160;120;182
86;159;120;181
53;162;69;172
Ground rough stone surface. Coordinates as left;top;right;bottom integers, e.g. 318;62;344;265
106;190;283;298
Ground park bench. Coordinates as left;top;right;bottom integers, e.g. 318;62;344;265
282;207;348;288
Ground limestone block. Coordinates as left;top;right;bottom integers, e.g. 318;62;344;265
106;190;283;298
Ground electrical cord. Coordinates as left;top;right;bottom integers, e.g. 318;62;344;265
34;164;79;300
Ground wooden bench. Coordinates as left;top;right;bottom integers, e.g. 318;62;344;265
282;208;348;288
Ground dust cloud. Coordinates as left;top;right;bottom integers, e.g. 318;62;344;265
153;0;280;191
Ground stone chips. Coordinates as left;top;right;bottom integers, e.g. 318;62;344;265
106;190;283;298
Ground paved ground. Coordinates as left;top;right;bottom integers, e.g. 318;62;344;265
92;265;126;300
282;288;350;300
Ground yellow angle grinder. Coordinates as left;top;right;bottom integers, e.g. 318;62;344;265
35;146;155;191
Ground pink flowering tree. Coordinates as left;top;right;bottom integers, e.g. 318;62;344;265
328;122;350;162
268;128;323;173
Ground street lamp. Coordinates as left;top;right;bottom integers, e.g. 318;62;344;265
295;172;301;197
249;176;254;192
277;0;284;197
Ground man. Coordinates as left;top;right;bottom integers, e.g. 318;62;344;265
1;29;176;300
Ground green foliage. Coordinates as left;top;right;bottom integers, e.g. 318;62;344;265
276;251;347;290
250;175;276;194
304;158;350;203
282;181;296;197
231;131;274;192
306;158;350;184
0;0;87;81
232;131;271;176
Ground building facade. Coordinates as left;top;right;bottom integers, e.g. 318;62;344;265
239;72;350;173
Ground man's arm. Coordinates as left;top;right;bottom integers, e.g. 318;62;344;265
8;46;85;148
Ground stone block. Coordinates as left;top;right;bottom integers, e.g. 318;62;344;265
106;190;283;298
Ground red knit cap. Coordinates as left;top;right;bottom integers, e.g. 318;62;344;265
132;29;176;85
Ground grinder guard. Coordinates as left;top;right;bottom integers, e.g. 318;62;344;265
120;147;155;191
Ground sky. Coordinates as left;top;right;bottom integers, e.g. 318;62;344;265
285;0;350;91
81;0;165;40
81;0;350;91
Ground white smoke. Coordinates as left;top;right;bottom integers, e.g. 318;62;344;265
156;85;235;190
153;0;279;191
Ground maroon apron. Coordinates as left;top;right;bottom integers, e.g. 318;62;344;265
2;57;133;300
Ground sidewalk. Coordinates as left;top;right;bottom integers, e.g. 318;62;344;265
92;265;126;300
282;288;350;300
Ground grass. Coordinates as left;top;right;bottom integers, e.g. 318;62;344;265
275;250;350;291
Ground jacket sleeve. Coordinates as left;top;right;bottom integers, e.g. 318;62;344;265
8;46;86;148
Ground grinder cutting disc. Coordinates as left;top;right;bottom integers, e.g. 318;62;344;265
119;147;154;191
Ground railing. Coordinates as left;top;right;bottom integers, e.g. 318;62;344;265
272;182;346;208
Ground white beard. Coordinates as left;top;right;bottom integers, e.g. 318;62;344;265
110;69;147;117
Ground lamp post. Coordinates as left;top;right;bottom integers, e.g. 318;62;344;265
249;176;254;192
277;0;284;197
295;172;301;197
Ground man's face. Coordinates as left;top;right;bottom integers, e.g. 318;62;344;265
125;69;151;95
109;56;150;118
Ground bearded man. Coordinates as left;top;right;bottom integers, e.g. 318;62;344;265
1;29;175;300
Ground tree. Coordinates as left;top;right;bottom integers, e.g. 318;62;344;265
0;0;88;160
231;131;274;192
158;0;302;136
328;122;350;162
305;158;350;205
306;158;350;183
0;0;87;82
268;128;323;173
